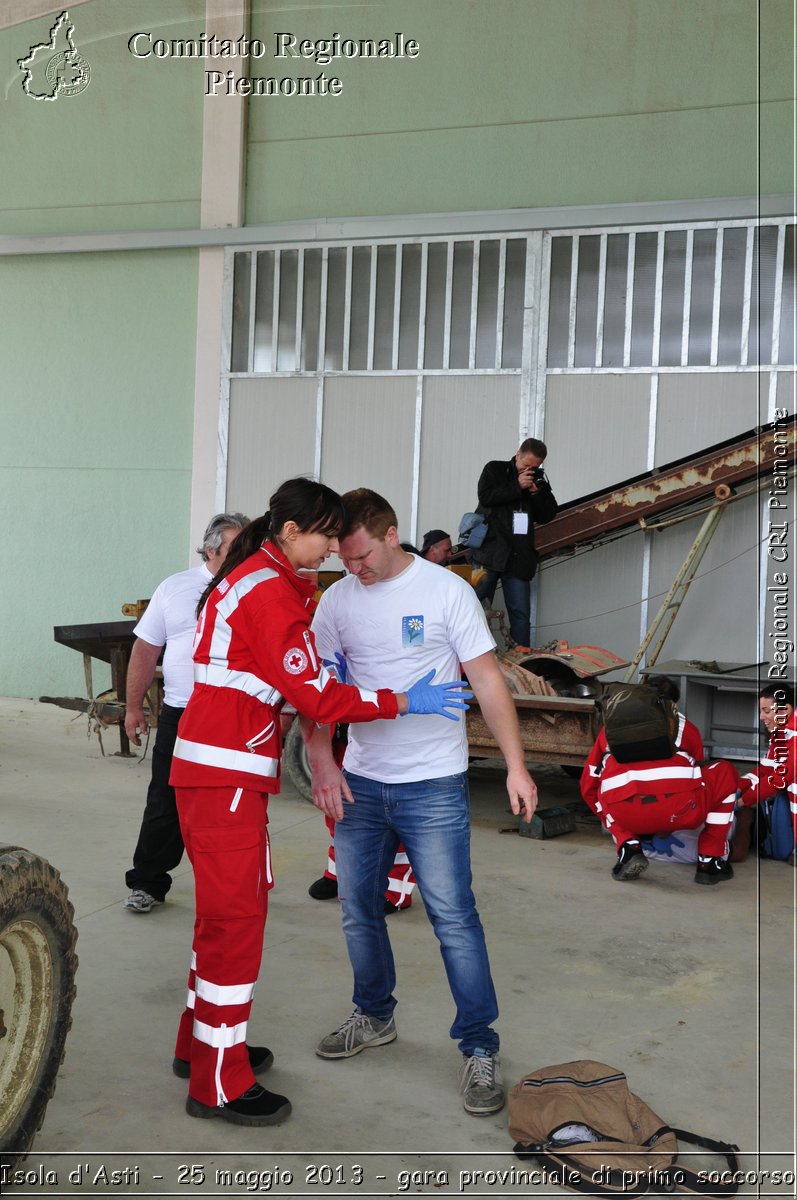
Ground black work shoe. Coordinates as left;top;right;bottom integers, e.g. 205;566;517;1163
309;876;338;900
611;840;648;881
694;857;734;885
186;1083;291;1126
173;1045;274;1079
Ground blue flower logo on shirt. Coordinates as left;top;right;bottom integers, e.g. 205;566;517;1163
402;615;424;646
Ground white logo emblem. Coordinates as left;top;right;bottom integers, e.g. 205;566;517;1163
283;647;308;675
18;11;91;100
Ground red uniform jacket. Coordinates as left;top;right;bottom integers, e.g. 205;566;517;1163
170;542;398;792
741;710;797;837
580;712;705;815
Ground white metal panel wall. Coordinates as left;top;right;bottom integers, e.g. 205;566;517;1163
543;375;651;502
418;376;521;542
320;377;418;534
756;372;792;426
655;373;761;465
776;372;794;414
535;538;647;660
645;492;760;663
226;378;318;517
537;492;762;669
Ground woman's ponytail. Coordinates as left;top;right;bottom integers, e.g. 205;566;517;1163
196;512;271;614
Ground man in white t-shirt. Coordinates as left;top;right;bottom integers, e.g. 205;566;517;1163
306;489;538;1117
123;512;249;913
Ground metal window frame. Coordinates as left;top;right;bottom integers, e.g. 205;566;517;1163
223;217;794;389
543;216;794;375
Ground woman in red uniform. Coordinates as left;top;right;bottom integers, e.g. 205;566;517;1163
170;478;468;1126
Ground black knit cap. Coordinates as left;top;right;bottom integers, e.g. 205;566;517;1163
421;529;450;555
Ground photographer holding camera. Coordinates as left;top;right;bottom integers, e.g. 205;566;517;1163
470;438;558;649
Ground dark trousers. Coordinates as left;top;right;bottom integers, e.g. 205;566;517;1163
475;570;532;647
125;703;185;901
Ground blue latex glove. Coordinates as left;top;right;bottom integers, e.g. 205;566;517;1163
404;669;473;721
644;832;687;858
322;652;349;684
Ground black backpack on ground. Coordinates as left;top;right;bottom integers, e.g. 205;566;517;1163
599;683;677;763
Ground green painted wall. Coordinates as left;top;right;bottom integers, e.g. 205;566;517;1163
246;0;792;222
0;0;204;235
1;1;203;697
1;250;198;698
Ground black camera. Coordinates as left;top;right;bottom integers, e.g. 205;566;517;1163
533;466;546;484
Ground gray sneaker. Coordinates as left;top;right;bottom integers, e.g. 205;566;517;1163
123;889;163;913
316;1009;397;1059
458;1050;504;1115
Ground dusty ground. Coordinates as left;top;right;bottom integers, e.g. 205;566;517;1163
0;697;794;1197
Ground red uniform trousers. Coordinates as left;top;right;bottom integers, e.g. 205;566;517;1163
174;785;272;1108
602;760;739;860
322;814;416;908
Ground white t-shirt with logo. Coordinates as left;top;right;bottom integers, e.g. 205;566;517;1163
311;555;495;783
133;564;213;707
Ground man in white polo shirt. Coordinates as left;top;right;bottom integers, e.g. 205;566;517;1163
123;512;249;913
306;489;537;1117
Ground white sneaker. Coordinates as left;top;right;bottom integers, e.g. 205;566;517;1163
458;1050;504;1115
123;889;163;913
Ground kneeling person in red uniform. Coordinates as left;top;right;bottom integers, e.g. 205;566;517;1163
169;478;470;1127
581;676;705;815
580;685;743;885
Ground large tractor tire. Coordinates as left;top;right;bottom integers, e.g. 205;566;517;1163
283;720;313;802
0;846;78;1173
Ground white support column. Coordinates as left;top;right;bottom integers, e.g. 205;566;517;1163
525;232;546;439
189;0;250;560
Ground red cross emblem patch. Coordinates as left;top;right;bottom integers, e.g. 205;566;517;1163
283;647;308;675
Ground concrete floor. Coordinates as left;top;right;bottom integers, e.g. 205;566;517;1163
0;697;794;1197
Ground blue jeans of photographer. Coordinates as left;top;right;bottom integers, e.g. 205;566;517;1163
333;770;499;1055
475;570;531;646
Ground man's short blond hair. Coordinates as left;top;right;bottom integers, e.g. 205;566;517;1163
341;489;398;540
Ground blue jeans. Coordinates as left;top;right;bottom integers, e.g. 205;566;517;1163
333;770;499;1055
475;570;531;646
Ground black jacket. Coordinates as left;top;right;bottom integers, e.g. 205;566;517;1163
471;458;558;579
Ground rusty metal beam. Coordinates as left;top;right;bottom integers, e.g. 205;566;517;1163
536;419;795;560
